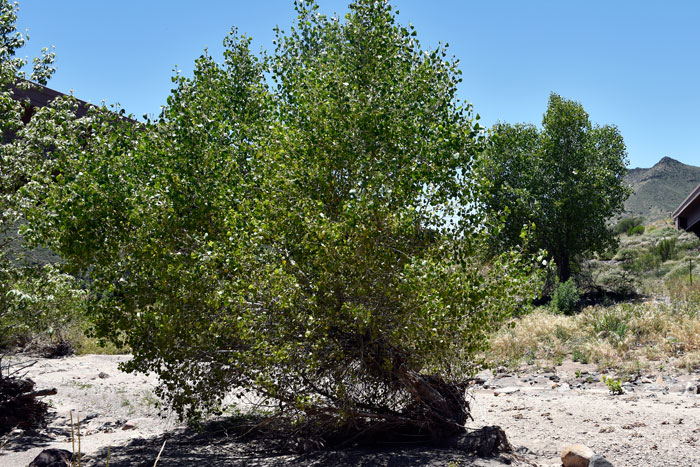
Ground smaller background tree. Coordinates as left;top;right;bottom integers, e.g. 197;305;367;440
475;93;631;283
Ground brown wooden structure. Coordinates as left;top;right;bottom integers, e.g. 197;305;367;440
9;80;90;123
673;184;700;238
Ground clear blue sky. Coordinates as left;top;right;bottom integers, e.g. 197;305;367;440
15;0;700;169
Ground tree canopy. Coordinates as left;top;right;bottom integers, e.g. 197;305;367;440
18;0;542;440
1;0;55;234
475;93;630;282
0;0;82;347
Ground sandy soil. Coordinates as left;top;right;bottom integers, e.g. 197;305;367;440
1;355;698;466
472;362;700;466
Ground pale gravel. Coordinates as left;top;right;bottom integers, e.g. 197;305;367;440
1;355;698;466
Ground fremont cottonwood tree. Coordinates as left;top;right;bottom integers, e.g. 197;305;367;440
22;1;542;440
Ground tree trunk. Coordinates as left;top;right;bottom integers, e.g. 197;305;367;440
394;367;470;439
556;251;571;282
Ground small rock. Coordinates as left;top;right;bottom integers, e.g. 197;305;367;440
561;443;594;467
28;449;73;467
122;421;137;430
549;374;560;382
88;416;120;431
98;372;110;379
557;383;571;393
685;383;699;394
589;453;614;467
493;387;520;396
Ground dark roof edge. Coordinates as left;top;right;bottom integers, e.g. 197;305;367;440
8;79;139;124
10;79;93;117
672;183;700;218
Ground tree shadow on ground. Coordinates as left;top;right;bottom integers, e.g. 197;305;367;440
83;416;522;467
0;413;71;454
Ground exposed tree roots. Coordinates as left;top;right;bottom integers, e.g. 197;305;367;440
270;369;513;458
0;357;55;434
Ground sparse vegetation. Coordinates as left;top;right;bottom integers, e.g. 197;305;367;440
623;157;700;222
602;376;624;395
491;220;700;369
490;298;700;371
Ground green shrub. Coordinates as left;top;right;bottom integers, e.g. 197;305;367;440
596;269;637;296
615;248;638;271
603;376;624;395
572;348;589;364
655;237;677;262
632;251;661;273
597;249;616;261
614;216;643;235
551;279;581;315
676;237;700;252
627;225;645;236
591;308;630;342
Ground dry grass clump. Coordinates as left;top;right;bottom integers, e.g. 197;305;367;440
667;278;700;314
489;299;700;371
490;309;582;367
679;351;700;371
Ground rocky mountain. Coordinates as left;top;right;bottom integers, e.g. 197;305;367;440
622;156;700;222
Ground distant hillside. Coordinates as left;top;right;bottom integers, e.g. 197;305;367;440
623;156;700;222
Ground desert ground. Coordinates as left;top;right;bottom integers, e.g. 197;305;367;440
1;354;699;466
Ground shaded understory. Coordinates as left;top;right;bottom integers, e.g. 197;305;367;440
83;416;519;467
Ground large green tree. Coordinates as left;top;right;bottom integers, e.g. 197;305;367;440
21;1;542;439
475;93;630;282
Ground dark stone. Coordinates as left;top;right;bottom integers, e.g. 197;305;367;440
452;426;512;457
28;448;73;467
42;340;74;358
589;453;614;467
